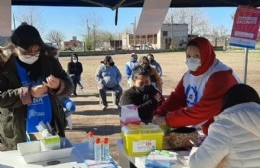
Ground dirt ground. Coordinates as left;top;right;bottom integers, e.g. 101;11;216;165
61;50;260;162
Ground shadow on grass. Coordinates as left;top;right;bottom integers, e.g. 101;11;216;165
73;109;120;116
69;93;100;98
73;100;100;106
68;125;121;135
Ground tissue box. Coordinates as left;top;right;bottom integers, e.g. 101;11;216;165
120;104;141;126
121;125;164;157
17;137;73;163
40;135;61;151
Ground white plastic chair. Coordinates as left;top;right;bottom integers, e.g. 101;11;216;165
99;90;116;105
66;116;73;130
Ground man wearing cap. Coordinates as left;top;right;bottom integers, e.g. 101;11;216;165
125;53;138;87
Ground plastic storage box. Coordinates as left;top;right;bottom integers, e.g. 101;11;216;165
17;137;73;163
120;104;141;126
121;125;164;157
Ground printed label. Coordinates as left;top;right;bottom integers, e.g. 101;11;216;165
133;140;156;153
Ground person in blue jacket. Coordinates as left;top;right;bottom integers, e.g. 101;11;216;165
95;56;122;110
125;53;138;87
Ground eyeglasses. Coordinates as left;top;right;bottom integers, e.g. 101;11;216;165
17;46;41;57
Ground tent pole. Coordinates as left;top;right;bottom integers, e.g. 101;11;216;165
243;48;249;84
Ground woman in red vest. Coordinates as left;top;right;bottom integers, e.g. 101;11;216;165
153;37;240;135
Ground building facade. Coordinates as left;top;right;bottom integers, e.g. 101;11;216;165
122;23;188;50
61;36;83;51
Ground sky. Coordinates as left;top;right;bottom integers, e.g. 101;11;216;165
12;6;236;41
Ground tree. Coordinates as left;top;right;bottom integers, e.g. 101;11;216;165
81;12;116;50
210;25;229;47
14;7;45;35
45;30;65;48
165;8;210;36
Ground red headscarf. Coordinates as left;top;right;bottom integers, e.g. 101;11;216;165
187;37;216;76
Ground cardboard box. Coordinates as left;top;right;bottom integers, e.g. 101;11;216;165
40;135;61;151
17;138;73;163
121;125;164;157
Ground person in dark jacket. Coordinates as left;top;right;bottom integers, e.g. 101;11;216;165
0;24;73;150
44;46;76;121
120;65;164;124
67;53;83;96
95;56;122;110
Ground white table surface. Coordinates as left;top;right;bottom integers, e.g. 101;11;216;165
117;139;190;168
0;142;101;168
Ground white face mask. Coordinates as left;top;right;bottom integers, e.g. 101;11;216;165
73;60;77;63
18;53;39;64
186;57;201;71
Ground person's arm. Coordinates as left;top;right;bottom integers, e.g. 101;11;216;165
157;63;162;77
138;86;164;114
49;57;74;97
0;87;32;108
120;86;164;112
67;62;72;74
78;62;83;75
189;121;230;168
165;71;238;127
95;65;104;83
125;63;131;79
152;68;162;91
120;90;135;106
155;76;187;116
116;66;122;83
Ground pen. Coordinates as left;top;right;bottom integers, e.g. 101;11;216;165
189;140;197;147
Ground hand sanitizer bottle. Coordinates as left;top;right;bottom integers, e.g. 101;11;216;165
94;138;101;162
88;131;94;152
102;137;110;161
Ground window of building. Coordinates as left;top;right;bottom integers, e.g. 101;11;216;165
163;31;168;36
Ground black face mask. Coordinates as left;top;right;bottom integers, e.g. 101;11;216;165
135;85;151;93
142;64;150;69
109;62;115;66
149;59;155;63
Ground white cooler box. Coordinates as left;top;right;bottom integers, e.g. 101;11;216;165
17;137;73;163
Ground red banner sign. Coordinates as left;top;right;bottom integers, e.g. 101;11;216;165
230;6;260;49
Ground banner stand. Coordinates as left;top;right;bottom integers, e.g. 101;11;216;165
243;48;249;84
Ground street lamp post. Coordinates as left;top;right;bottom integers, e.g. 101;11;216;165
171;15;173;50
131;17;136;50
93;24;96;51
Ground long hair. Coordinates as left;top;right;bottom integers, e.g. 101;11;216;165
70;53;78;62
0;43;15;64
